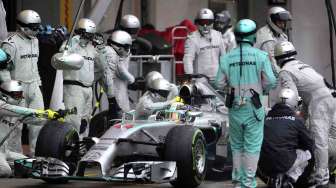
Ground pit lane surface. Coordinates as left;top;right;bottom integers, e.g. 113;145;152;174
0;178;267;188
3;178;336;188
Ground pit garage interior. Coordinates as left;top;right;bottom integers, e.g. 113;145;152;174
4;0;336;110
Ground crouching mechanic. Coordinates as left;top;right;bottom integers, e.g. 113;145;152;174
215;19;276;187
275;41;336;187
0;80;61;177
136;78;180;120
258;88;314;187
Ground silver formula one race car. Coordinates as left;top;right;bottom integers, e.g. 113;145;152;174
14;79;229;188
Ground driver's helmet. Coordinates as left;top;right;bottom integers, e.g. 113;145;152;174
163;110;184;122
0;80;24;105
148;78;170;98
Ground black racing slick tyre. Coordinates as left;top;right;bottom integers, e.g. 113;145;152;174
89;110;109;138
164;126;207;188
35;120;79;180
89;110;121;138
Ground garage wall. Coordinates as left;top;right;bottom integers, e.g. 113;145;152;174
14;0;336;83
246;0;336;83
147;0;208;31
291;0;336;83
95;0;137;32
16;0;60;25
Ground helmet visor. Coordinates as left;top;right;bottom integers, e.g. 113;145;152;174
196;19;214;26
157;89;170;98
123;27;139;35
271;12;292;22
18;21;41;31
10;91;24;100
75;28;95;40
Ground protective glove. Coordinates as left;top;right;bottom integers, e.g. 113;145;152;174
53;26;68;41
92;33;105;48
127;77;146;91
36;109;59;120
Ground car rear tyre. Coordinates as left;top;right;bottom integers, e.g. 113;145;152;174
35;120;79;182
164;126;206;188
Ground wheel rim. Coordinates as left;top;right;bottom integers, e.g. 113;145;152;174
194;138;206;174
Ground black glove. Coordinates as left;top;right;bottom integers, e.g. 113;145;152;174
53;107;77;119
55;109;67;119
128;77;146;91
92;33;104;47
53;26;68;41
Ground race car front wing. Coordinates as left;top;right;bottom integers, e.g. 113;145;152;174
14;157;177;183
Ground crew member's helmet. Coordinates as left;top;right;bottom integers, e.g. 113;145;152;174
17;10;41;37
214;10;232;34
145;71;163;88
234;19;257;44
148;78;171;98
267;7;292;34
195;8;214;35
76;18;97;41
0;80;24;105
274;41;297;67
276;88;299;110
120;14;141;37
107;30;132;57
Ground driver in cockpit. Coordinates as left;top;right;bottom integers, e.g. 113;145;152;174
135;78;180;120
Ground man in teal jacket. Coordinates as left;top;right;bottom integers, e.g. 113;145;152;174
216;19;276;188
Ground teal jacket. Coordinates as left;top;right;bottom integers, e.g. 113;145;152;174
215;43;276;104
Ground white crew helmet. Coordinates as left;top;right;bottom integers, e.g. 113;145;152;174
145;71;163;88
276;88;300;110
0;80;24;105
16;10;41;37
120;14;141;36
274;41;297;67
267;6;292;34
107;30;132;57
